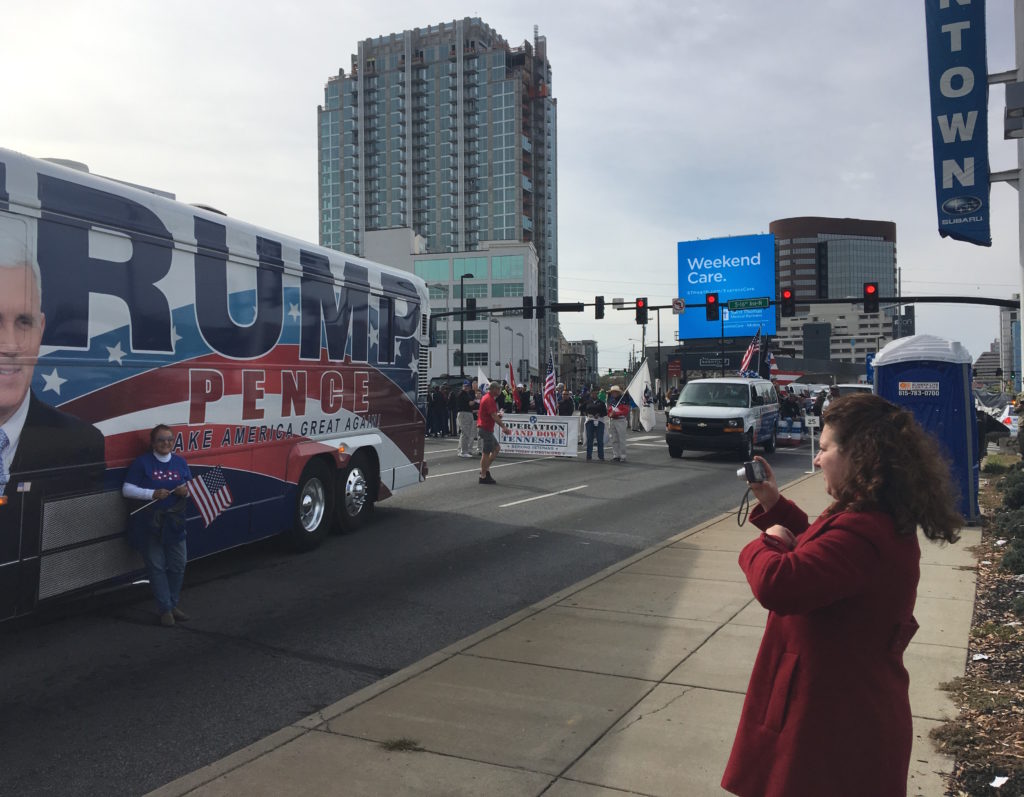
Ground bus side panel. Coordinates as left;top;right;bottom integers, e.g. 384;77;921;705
0;148;426;621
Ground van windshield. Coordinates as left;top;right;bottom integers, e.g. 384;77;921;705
677;382;750;408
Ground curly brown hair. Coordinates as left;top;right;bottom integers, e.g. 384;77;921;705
822;394;961;542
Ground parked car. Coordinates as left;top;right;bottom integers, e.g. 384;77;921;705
665;377;780;460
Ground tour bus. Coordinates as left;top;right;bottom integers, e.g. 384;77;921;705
0;148;429;622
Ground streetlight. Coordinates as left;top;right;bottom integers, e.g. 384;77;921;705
489;317;501;366
458;272;473;378
515;332;525;384
427;282;451;377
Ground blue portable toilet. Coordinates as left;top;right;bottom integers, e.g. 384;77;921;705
872;334;978;523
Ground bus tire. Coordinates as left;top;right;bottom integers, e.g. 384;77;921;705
287;460;334;551
337;453;374;532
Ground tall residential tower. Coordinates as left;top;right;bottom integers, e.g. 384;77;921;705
318;18;558;376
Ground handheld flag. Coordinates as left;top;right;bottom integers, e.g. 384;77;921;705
759;339;775;380
625;358;656;431
477;367;490;391
188;466;234;527
543;351;557;415
508;361;521;411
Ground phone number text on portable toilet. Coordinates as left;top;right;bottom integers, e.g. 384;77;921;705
897;381;941;397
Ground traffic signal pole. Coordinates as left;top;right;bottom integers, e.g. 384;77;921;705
720;312;726;377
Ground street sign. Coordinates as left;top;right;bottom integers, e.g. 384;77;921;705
671;298;686;315
612;297;624;308
726;297;770;311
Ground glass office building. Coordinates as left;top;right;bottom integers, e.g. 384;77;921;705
770;217;898;362
317;17;559;369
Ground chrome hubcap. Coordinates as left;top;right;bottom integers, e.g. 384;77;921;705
344;468;367;517
299;478;326;532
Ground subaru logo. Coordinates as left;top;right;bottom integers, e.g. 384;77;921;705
941;195;982;215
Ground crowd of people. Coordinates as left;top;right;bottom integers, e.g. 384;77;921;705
425;379;649;476
426;379;586;439
428;377;861;486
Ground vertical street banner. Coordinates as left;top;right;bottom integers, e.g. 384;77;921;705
924;0;991;247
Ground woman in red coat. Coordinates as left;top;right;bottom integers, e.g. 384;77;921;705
722;394;962;797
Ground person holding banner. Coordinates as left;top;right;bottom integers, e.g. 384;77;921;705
582;388;607;461
122;424;192;627
456;381;478;458
606;385;629;462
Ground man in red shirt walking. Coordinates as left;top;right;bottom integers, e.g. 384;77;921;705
477;381;510;485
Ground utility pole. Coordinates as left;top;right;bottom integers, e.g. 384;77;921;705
1017;0;1024;392
656;308;662;393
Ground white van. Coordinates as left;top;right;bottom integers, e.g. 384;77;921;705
665;377;780;460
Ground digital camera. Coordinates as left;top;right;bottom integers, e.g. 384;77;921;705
737;460;767;483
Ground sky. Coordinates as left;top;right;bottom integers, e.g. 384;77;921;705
3;0;1021;372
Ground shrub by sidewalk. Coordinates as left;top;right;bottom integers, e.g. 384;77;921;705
931;454;1024;795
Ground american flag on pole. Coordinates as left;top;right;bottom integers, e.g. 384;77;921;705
543;351;557;415
188;466;234;527
739;326;762;373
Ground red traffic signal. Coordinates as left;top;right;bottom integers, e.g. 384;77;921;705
780;288;796;317
863;282;879;313
705;292;719;321
635;297;648;325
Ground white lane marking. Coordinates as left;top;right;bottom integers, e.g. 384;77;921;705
498;484;588;508
427;456;555;478
629;435;660;441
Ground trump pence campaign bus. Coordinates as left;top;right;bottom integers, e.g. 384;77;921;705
0;148;429;622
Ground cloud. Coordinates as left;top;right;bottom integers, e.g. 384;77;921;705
2;0;1019;367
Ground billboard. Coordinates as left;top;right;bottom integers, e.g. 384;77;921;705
924;0;990;247
677;234;776;340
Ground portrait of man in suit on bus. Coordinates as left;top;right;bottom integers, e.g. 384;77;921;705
0;216;106;524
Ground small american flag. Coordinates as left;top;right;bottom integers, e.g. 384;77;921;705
543;351;557;415
188;466;234;527
739;326;761;373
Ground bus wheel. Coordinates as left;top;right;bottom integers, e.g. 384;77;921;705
288;461;334;551
337;453;374;532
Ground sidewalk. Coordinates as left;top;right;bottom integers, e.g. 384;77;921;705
150;472;979;797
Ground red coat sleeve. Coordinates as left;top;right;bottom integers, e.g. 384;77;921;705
738;510;887;616
749;496;810;536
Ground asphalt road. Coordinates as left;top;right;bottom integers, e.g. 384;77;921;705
0;421;815;796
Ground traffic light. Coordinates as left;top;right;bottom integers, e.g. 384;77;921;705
705;293;719;321
635;297;648;325
595;295;605;319
780;288;795;317
536;295;546;320
465;297;477;321
523;296;533;319
863;282;879;313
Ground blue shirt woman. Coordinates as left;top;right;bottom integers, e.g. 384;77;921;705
123;425;191;626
